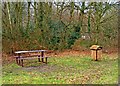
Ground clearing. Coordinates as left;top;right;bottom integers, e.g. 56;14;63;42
2;50;118;84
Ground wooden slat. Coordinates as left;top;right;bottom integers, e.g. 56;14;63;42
14;55;40;58
20;57;48;60
22;55;40;57
20;57;40;60
14;56;23;58
15;50;47;54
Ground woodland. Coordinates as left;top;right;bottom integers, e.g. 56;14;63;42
2;2;119;54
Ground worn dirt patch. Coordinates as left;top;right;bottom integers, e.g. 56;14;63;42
14;64;64;73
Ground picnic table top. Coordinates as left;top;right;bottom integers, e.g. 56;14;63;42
15;50;47;54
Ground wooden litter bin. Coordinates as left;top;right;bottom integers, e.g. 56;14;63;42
90;45;102;61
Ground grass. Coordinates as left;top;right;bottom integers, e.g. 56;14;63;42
2;54;118;84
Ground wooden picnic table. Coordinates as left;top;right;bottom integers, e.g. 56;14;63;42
14;50;48;67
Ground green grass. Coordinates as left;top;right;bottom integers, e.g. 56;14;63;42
2;54;118;84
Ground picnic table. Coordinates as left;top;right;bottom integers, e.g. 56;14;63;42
14;50;48;67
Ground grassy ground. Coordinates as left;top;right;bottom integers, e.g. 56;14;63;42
2;54;118;84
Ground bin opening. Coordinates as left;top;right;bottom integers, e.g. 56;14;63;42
90;45;102;50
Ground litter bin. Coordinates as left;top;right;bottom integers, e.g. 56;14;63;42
90;45;102;61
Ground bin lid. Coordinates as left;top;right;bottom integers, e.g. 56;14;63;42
90;45;102;50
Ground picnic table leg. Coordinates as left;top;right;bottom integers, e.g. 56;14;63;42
41;57;44;62
41;51;44;62
21;59;24;67
15;57;18;64
18;53;21;66
38;55;40;62
15;56;21;65
45;57;48;64
18;57;21;65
